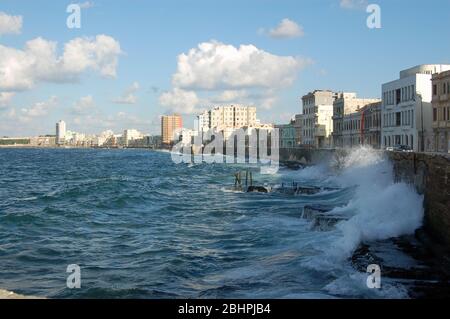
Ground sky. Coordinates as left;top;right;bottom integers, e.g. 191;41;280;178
1;0;450;137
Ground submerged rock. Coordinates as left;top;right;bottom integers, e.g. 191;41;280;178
301;205;346;231
247;186;269;193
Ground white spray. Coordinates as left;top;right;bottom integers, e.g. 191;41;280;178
327;146;424;260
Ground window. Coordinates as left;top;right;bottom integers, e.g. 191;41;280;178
396;89;401;104
433;108;438;122
433;84;438;96
396;112;401;126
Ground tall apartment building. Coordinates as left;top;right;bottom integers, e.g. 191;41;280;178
381;64;450;152
161;114;183;146
56;120;66;145
198;105;258;130
301;90;337;148
332;93;380;148
432;70;450;153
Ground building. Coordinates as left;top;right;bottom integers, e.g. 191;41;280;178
161;114;183;147
301;90;337;148
275;120;296;148
198;105;258;131
56;120;66;145
293;114;303;146
361;102;382;149
332;93;381;148
123;129;144;147
431;70;450;153
381;64;450;152
197;105;270;141
94;130;115;147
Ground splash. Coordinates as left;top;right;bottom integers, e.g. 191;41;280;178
329;146;424;259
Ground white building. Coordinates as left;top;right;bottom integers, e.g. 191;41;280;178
381;64;450;152
301;90;337;148
94;130;115;147
197;105;269;141
123;129;144;146
56;120;66;145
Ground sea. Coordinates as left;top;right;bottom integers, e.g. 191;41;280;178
0;147;432;298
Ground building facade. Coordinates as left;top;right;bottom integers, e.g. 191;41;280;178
161;114;183;146
431;70;450;153
123;129;144;147
332;93;380;148
197;105;269;141
381;64;450;152
274;121;296;148
301;90;337;148
293;114;303;146
361;102;382;149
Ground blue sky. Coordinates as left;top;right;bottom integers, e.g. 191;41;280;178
1;0;450;136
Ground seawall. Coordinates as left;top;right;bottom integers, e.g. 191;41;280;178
386;152;450;249
279;147;450;250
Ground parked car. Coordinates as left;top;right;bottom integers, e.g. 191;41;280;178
386;144;413;152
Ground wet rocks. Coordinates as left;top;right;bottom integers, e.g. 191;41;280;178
246;186;269;193
351;234;450;299
301;205;346;231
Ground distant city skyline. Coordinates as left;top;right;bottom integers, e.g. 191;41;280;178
1;0;450;137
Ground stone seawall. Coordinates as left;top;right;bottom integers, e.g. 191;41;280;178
386;152;450;249
278;147;450;249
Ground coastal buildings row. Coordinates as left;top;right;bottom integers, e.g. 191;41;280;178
276;64;450;153
0;122;162;149
158;106;275;151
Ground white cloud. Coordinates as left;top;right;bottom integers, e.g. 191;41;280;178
161;40;312;114
72;95;96;114
0;12;22;35
339;0;368;9
159;88;200;114
18;96;58;122
212;90;250;103
112;81;140;104
0;92;15;108
0;35;122;92
268;18;304;39
209;89;277;110
72;111;151;133
172;40;312;90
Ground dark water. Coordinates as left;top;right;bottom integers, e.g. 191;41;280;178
0;148;427;298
